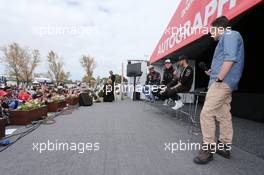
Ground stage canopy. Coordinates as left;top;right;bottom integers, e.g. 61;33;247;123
150;0;262;64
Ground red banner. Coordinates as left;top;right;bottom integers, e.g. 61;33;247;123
150;0;263;64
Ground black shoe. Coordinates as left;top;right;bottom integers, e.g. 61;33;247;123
193;149;213;164
216;140;231;159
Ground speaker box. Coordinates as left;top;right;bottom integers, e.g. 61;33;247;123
79;93;93;106
127;63;142;77
134;92;141;100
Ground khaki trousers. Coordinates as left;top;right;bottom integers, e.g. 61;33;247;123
200;82;233;144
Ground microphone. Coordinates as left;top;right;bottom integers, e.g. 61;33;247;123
198;62;209;71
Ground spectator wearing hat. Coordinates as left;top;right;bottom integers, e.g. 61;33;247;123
142;66;161;103
145;66;160;86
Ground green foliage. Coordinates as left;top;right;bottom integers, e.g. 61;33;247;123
98;90;104;97
17;101;42;111
100;74;127;84
50;96;65;102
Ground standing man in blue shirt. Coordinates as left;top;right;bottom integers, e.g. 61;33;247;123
194;16;245;164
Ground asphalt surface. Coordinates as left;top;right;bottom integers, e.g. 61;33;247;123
152;100;264;159
0;100;263;175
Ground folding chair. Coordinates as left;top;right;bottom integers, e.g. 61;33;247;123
175;91;194;125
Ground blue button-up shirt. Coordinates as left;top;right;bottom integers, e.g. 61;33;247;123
209;30;245;91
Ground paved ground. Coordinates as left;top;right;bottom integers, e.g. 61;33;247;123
0;100;264;175
152;101;264;159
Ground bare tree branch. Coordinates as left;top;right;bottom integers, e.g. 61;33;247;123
80;55;96;84
1;42;40;85
47;50;68;85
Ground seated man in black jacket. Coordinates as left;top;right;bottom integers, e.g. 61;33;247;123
159;55;193;110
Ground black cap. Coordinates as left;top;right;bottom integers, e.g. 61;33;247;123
177;55;188;62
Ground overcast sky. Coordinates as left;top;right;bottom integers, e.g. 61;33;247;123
0;0;180;80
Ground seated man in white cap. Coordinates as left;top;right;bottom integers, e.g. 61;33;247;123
157;59;175;105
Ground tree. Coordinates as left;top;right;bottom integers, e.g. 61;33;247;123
1;42;40;85
47;51;69;85
1;43;22;85
59;71;70;84
20;49;40;85
114;74;128;84
82;75;96;87
80;55;96;84
100;77;109;85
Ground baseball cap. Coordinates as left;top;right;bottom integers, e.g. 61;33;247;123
177;55;188;62
148;65;154;70
165;59;171;64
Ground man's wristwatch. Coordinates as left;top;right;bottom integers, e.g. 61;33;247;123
216;78;223;83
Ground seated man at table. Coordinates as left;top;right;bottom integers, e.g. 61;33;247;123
159;55;193;110
142;65;161;103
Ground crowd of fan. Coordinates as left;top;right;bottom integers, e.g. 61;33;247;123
0;70;117;119
0;84;81;118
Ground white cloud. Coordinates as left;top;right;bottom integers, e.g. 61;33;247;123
0;0;180;80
